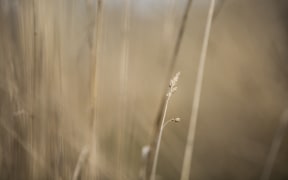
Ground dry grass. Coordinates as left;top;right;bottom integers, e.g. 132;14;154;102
1;0;288;180
180;1;216;179
150;72;180;180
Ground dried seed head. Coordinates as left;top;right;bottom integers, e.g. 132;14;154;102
174;117;181;123
172;117;181;123
169;72;180;88
167;72;181;97
141;145;150;159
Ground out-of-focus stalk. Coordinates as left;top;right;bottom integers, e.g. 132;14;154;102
31;0;38;178
72;146;89;180
87;0;104;177
117;0;131;179
72;0;104;179
180;1;215;180
88;0;104;178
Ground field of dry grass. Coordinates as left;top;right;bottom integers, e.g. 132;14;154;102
1;0;288;179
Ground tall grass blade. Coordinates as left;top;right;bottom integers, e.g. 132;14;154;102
180;1;215;180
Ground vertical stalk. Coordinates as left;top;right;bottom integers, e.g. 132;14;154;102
149;72;180;180
83;0;105;178
180;0;215;180
72;146;89;180
89;0;103;148
32;0;37;98
146;0;192;178
72;0;104;178
89;0;103;108
150;96;171;180
74;0;104;178
31;0;38;178
117;0;131;178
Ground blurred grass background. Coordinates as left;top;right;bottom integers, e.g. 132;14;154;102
0;0;288;179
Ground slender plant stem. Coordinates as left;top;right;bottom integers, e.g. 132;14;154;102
117;0;131;178
32;0;38;99
146;0;192;178
163;119;174;128
149;71;180;180
150;96;171;180
32;0;38;177
87;0;104;177
72;146;89;180
71;0;104;178
180;1;215;180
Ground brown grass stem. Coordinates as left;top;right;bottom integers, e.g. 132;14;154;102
150;72;180;180
87;0;104;177
72;146;89;180
117;0;131;178
180;1;215;180
145;0;192;178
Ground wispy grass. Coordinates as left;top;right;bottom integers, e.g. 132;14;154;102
145;0;192;178
150;72;180;180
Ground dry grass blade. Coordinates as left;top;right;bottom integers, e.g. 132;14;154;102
145;0;192;178
116;0;131;178
72;146;89;180
180;1;216;180
150;72;180;180
84;0;104;178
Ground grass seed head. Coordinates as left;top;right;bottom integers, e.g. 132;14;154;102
172;117;181;123
167;72;180;97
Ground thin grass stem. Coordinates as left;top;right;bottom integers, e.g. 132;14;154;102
180;1;216;180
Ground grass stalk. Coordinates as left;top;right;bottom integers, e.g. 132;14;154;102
149;72;180;180
145;0;192;178
72;0;104;178
117;0;131;178
149;98;170;180
32;0;38;99
180;1;215;180
72;146;89;180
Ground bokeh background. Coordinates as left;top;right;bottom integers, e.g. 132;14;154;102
0;0;288;179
